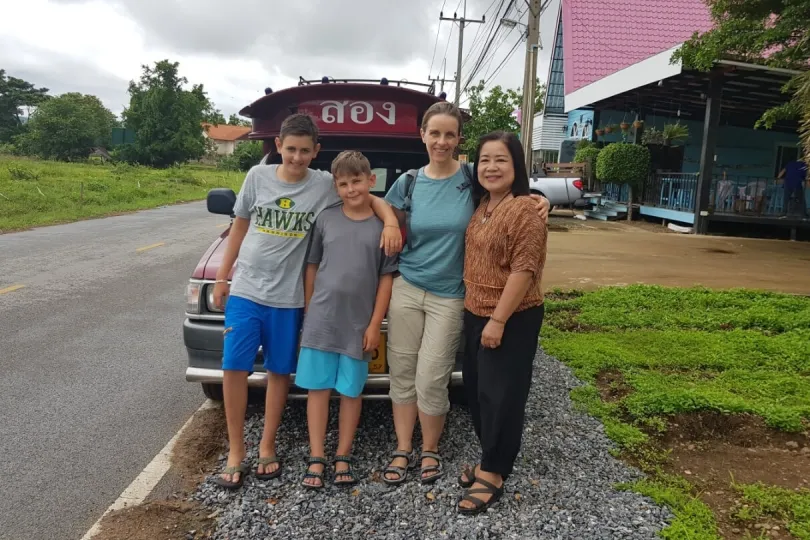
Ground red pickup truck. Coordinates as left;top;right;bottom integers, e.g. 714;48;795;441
183;78;466;402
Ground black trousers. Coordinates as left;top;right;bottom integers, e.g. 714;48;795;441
463;305;545;477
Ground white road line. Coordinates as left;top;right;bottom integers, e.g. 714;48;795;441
80;399;219;540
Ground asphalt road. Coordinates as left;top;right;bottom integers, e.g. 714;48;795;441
0;203;229;540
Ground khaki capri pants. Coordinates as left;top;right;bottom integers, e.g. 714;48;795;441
387;276;464;416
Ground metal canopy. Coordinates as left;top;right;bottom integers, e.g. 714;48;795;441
591;62;802;132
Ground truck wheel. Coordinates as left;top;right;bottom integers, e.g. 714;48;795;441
202;383;224;401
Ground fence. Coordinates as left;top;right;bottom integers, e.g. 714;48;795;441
642;173;699;212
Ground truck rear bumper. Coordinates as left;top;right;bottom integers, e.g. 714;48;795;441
184;318;465;400
185;367;464;399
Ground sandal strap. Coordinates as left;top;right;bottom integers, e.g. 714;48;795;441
390;450;413;460
334;455;354;464
421;465;441;473
222;464;246;474
472;477;501;492
307;456;328;466
257;456;279;465
385;465;407;474
421;451;442;462
304;470;324;479
460;493;487;509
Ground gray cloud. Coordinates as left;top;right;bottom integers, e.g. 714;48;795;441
0;36;130;115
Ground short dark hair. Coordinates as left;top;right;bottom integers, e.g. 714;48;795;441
331;150;372;178
421;101;463;134
472;131;531;200
279;113;319;143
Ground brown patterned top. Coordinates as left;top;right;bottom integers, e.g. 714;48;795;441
463;195;547;317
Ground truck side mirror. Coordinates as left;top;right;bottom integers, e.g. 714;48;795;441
207;188;236;216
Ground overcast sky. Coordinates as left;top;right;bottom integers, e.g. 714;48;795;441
0;0;559;119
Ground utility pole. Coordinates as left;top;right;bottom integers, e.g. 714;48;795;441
519;0;542;172
440;1;485;106
429;75;454;94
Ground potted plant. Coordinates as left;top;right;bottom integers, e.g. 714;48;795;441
620;121;630;131
595;128;605;137
663;122;689;146
633;119;644;129
604;124;616;134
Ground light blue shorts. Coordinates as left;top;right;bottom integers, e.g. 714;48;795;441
295;347;369;398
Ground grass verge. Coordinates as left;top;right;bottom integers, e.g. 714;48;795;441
0;156;246;232
544;285;810;538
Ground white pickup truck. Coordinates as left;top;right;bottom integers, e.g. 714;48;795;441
529;163;587;207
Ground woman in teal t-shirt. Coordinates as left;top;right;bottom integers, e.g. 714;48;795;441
381;101;550;486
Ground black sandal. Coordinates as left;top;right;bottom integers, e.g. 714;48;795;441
301;456;327;490
457;477;504;515
458;464;478;488
333;455;359;486
382;449;415;486
255;456;282;481
419;450;445;485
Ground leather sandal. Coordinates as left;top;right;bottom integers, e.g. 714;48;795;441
458;464;478;488
457;477;504;515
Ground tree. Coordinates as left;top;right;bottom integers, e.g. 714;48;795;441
204;109;226;125
120;60;216;167
18;93;116;160
461;79;545;158
0;70;50;143
227;113;252;127
672;0;810;161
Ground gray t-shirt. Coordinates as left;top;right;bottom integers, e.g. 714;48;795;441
300;206;399;361
229;164;340;308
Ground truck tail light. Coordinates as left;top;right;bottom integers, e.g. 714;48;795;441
573;179;584;191
186;282;201;314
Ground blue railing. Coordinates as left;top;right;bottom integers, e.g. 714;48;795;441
640;173;809;217
642;173;698;212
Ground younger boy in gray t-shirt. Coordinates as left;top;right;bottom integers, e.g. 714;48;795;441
295;151;397;489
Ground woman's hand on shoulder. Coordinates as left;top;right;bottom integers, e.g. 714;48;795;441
528;193;550;223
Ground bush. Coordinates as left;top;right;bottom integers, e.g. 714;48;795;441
595;143;650;189
0;143;18;156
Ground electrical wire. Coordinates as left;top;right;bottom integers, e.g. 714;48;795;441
460;0;513;94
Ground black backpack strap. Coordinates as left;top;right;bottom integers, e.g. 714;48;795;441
460;162;473;185
402;169;418;250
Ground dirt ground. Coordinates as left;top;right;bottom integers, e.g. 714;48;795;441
544;215;810;295
92;408;227;540
663;413;810;539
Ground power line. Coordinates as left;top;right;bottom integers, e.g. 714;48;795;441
461;0;515;95
483;33;525;88
460;0;502;71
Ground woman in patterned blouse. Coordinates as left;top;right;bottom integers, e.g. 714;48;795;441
457;131;547;515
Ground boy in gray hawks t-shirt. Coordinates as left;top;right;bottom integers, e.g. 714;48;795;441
295;151;398;489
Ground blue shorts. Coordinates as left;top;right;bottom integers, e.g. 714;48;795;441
295;347;369;398
222;295;304;375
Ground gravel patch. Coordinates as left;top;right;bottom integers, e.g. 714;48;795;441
194;350;672;539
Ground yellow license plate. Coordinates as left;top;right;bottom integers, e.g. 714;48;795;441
369;333;387;374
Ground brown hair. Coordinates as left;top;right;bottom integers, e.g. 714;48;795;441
331;150;372;178
421;101;463;134
279;113;319;143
